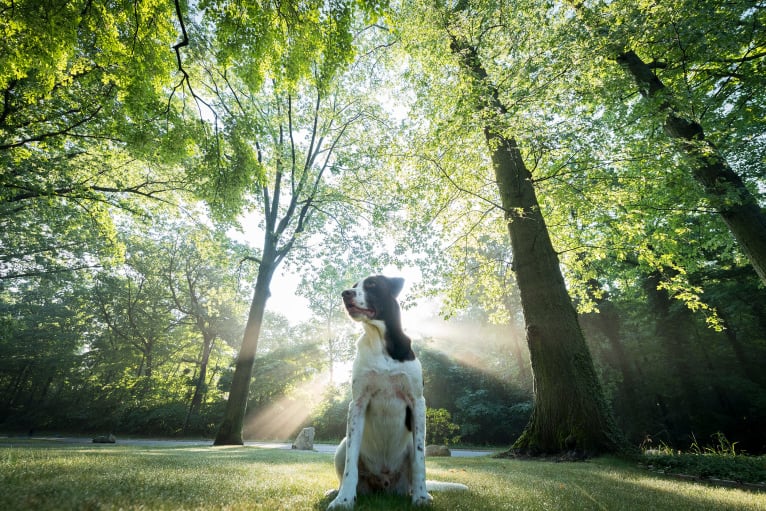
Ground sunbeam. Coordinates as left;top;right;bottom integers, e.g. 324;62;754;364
243;370;332;441
406;315;526;375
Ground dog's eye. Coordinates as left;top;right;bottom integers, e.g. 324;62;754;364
364;280;376;289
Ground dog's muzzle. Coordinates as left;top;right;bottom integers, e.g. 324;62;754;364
342;290;376;319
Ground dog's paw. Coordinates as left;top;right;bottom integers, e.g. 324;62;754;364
327;492;355;510
412;492;433;506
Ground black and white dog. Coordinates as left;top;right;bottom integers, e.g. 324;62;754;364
328;275;465;509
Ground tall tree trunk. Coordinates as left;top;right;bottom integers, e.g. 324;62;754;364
145;350;153;379
580;298;643;429
492;133;624;455
450;38;626;455
585;301;638;396
184;333;215;434
642;270;699;435
644;269;737;439
325;315;334;385
614;50;766;285
4;364;29;410
716;308;766;388
213;248;277;445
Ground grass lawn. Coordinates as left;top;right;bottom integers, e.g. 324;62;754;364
1;440;764;510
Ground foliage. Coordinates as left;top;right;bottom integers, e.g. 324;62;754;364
2;0;766;459
310;385;352;441
419;347;531;445
198;0;384;93
555;0;766;310
247;343;325;412
580;266;766;452
392;0;765;323
0;212;253;437
426;408;461;446
0;0;198;279
644;451;766;486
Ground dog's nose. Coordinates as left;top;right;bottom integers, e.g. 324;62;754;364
341;289;353;299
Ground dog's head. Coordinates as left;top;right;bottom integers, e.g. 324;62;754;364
341;275;405;323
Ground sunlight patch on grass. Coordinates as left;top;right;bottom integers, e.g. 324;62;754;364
598;463;766;510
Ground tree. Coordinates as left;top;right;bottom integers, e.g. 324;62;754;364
210;80;390;444
298;264;359;385
394;0;627;454
453;41;623;455
1;0;198;280
440;232;532;390
94;233;183;381
162;222;252;432
570;0;766;284
296;240;392;383
194;11;391;443
0;273;91;430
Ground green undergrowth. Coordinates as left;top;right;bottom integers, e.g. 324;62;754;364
1;441;764;510
642;452;766;484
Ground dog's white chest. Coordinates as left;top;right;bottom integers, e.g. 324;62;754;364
353;333;423;459
358;368;416;435
352;332;424;405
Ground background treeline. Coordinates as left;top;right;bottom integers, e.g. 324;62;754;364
2;222;765;451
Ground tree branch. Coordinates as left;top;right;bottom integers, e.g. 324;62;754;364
0;105;104;150
170;0;212;118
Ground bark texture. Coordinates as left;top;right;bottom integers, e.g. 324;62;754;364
183;332;214;434
451;38;626;455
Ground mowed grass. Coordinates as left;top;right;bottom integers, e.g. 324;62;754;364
1;441;764;510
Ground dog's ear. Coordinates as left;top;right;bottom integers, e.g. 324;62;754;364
388;277;405;298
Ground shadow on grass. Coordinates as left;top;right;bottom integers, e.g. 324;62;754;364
414;455;765;511
585;457;766;510
311;489;502;511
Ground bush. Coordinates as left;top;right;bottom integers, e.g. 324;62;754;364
120;402;188;436
644;452;766;484
426;408;461;446
455;391;531;445
310;385;351;441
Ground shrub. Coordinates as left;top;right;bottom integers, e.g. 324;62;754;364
426;408;461;446
310;385;351;441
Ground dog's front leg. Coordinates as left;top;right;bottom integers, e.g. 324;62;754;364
328;397;368;510
410;396;432;506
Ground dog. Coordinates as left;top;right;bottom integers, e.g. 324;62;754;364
328;275;466;509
